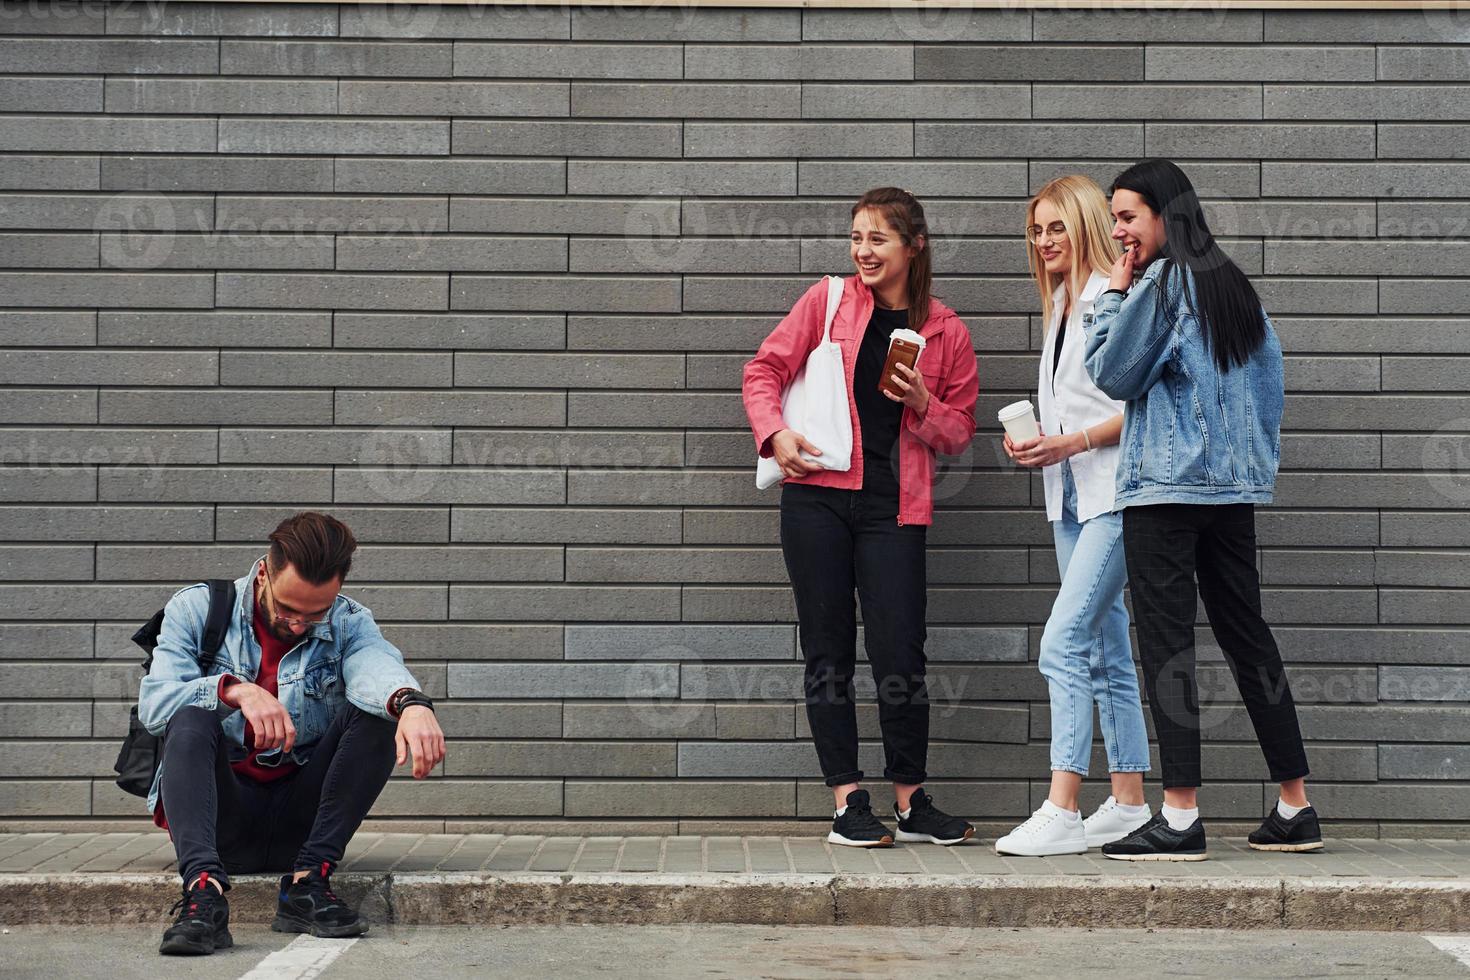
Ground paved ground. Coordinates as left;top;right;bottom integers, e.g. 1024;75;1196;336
2;925;1469;979
7;833;1470;936
4;831;1469;878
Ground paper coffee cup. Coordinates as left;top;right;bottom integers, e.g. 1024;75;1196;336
997;399;1041;442
888;328;926;355
878;328;926;399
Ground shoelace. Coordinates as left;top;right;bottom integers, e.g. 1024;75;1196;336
1014;809;1058;837
303;861;344;906
168;873;219;921
841;800;888;832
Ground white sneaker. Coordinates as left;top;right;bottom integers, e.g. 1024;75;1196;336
994;801;1086;857
1084;795;1153;848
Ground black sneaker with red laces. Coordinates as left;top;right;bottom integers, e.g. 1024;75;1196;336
159;871;232;956
272;861;369;938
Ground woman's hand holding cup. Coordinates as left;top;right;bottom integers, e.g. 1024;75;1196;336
771;428;825;479
883;361;930;416
1011;430;1082;468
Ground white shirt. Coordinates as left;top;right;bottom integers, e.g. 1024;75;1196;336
1036;270;1126;523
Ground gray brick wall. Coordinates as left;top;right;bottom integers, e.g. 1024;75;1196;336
2;1;1469;835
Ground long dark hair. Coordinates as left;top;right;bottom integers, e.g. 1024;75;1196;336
1110;159;1265;372
852;187;933;335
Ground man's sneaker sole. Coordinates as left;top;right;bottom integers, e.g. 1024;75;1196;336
159;929;233;956
896;827;975;846
1103;850;1208;862
1248;839;1324;852
827;830;893;848
271;914;369;938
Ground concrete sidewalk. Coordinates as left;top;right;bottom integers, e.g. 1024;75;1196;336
3;832;1470;932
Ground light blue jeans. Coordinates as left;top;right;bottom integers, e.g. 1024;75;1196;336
1039;460;1151;776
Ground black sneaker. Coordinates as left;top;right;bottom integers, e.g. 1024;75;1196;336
272;862;369;938
894;787;975;846
159;871;232;956
827;789;894;848
1249;804;1324;852
1101;813;1208;862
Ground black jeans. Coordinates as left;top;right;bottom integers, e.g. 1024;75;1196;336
160;701;397;889
1122;502;1311;789
779;482;929;787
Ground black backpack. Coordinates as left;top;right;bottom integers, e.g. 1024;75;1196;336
113;579;237;797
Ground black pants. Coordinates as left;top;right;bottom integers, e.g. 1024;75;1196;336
1121;502;1310;789
160;702;397;889
779;482;929;787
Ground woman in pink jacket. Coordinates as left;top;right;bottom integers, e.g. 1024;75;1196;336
743;187;980;848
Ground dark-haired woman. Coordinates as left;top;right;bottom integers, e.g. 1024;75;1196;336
1084;159;1322;861
743;188;979;847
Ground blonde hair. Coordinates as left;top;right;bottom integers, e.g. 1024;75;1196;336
1026;175;1121;328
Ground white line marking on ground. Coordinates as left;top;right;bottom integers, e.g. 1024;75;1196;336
238;934;358;980
1426;935;1470;972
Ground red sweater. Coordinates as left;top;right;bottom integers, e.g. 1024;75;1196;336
153;596;298;830
230;596;301;784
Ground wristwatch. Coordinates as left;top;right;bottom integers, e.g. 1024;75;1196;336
392;689;435;715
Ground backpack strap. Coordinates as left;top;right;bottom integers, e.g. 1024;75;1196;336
197;579;237;671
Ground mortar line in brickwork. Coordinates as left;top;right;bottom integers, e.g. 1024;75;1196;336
521;836;550;873
480;833;509;871
612;836;629;872
568;836;589;872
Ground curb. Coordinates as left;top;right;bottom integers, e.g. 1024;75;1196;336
4;872;1470;932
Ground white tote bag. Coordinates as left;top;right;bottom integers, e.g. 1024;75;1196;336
756;275;852;490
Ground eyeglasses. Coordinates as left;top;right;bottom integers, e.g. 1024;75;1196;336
1026;221;1069;246
261;567;330;629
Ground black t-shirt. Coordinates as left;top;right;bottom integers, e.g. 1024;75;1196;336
853;304;909;506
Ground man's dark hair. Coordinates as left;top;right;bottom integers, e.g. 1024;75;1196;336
267;511;358;585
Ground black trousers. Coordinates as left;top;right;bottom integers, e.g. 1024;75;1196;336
160;702;397;889
779;482;929;787
1121;502;1311;789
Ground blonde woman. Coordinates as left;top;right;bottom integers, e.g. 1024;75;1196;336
995;176;1152;856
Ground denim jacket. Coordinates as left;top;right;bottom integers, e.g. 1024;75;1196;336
137;555;419;814
1083;258;1283;509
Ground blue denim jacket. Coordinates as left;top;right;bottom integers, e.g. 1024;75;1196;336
1083;258;1283;509
138;555;419;815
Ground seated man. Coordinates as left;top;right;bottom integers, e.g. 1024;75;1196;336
140;511;445;956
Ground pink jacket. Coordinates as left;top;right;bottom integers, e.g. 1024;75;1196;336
742;276;980;526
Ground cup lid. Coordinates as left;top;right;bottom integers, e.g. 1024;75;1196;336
996;399;1035;421
889;328;925;347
